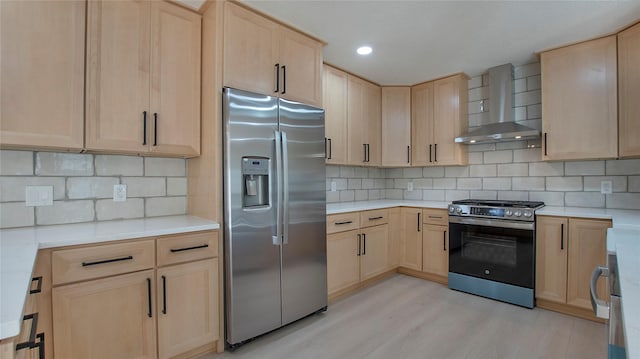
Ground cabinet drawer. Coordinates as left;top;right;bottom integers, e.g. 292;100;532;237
360;209;389;228
52;240;155;285
423;209;448;226
157;231;218;267
327;213;360;234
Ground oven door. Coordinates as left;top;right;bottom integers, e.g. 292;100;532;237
449;217;535;288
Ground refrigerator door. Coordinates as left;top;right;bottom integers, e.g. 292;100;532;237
279;98;328;325
223;88;282;344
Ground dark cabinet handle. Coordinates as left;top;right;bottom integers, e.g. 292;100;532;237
417;212;421;232
560;223;565;250
325;138;328;159
434;143;438;162
368;216;383;221
429;144;433;163
407;145;410;163
30;276;43;294
544;133;548;156
281;65;286;94
142;111;147;145
35;333;44;359
153;113;158;146
362;233;366;255
328;138;332;159
147;278;152;318
357;234;361;256
170;244;208;253
443;231;447;251
161;275;167;315
366;144;370;162
363;144;367;162
274;63;280;93
335;220;353;225
82;255;133;267
15;313;38;351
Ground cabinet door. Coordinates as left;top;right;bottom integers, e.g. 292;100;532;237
618;22;640;158
150;2;201;157
364;81;382;166
157;259;218;359
360;225;389;280
422;224;448;278
323;65;348;165
327;230;360;295
432;74;468;166
0;0;85;151
85;0;151;153
52;270;157;359
381;87;411;167
411;82;434;166
535;216;568;303
400;208;422;271
223;2;278;96
567;218;610;310
387;207;401;269
278;26;323;107
541;36;617;161
347;77;367;165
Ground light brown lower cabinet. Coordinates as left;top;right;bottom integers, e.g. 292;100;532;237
399;207;423;271
422;224;448;278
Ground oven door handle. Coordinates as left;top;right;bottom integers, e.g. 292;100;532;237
448;216;535;230
590;265;610;319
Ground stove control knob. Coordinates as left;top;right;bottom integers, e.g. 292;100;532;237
449;206;455;214
505;209;513;217
514;210;522;217
456;207;463;214
523;210;532;218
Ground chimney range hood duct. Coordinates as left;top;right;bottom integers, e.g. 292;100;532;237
455;63;540;144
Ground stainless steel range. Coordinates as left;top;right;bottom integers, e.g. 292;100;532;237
447;199;545;308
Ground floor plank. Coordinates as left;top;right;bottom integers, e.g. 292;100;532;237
200;275;606;359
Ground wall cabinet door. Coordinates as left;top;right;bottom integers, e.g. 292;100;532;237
432;75;468;166
323;65;348;164
327;230;360;295
52;270;157;359
364;82;382;166
157;259;218;359
381;87;411;167
278;26;323;107
400;208;422;271
541;36;618;161
422;224;448;278
360;224;389;280
411;82;434;166
347;77;368;165
535;216;568;303
618;22;640;158
566;219;609;310
0;0;85;151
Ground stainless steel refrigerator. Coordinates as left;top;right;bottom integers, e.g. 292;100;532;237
222;87;327;347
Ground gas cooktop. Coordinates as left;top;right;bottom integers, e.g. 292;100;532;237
448;199;545;221
451;199;544;209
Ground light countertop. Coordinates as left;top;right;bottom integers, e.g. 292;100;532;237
536;206;640;230
327;200;449;214
0;215;219;340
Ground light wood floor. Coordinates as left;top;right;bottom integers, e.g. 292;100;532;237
201;274;606;359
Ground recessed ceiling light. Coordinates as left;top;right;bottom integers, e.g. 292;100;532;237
357;46;372;55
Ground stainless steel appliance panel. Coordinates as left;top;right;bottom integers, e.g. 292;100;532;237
224;88;283;344
278;99;327;325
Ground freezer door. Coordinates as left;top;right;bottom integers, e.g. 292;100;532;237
279;98;328;325
223;88;282;344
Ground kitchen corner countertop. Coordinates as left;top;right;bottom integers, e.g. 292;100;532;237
535;206;640;230
327;200;449;214
0;215;219;340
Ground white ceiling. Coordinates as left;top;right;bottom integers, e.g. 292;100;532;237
243;0;640;85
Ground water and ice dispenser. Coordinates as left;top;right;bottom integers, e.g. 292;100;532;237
242;157;270;208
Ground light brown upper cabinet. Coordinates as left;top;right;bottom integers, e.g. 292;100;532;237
0;0;85;151
347;76;381;166
618;22;640;158
323;65;348;165
85;1;201;157
381;87;412;167
223;2;323;107
541;36;618;161
411;74;468;166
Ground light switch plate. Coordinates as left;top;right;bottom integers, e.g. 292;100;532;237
407;182;413;191
331;181;337;192
601;180;613;194
25;186;53;206
113;184;127;202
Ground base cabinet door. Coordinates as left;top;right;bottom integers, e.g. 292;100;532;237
422;224;448;278
52;270;157;359
157;258;218;359
535;216;568;303
360;224;389;280
400;208;422;271
327;230;360;295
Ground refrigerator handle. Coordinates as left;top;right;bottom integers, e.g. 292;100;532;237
282;131;290;245
273;130;283;246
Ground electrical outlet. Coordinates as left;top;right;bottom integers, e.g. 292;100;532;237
601;180;613;194
113;184;127;202
330;181;337;192
25;186;53;206
407;182;413;191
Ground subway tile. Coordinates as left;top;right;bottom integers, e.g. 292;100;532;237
482;177;511;190
529;162;563;176
386;189;403;200
470;191;497;200
529;192;564;206
362;179;375;190
96;199;144;221
339;166;355;178
387;168;403;178
36;200;95;225
527;75;541;91
565;161;605;176
384;179;394;189
36;153;93;176
565;192;605;208
606;159;640;175
457;178;482;190
368;167;384;178
496;141;526;150
468;86;489;101
527;104;542;119
0;202;34;228
340;190;355;202
404;189;423;200
145;197;187;217
167;178;187;196
0;150;33;175
446;190;470;202
483;150;513;164
394;179;410;189
354;167;369;178
512;177;545;191
498;191;529;201
628;176;640;192
468;152;483;165
95;155;143;176
584;176;627;192
423;190;445;201
514;63;541;79
355;190;368;201
413;178;433;189
468;112;490;127
514;107;527;121
468;76;482;89
67;177;119;199
468;143;495;153
468;100;485;115
121;177;166;197
144;158;186;177
348;179;362;190
514;78;526;93
433;178;456;190
326;166;340;178
546;177;582;191
514;148;542;163
606;193;640;210
334;178;348;190
423;167;445;178
497;163;528;177
470;164;497;177
514;90;541;107
374;179;387;189
326;191;340;203
0;177;65;202
445;166;469;178
403;167;423;178
368;190;382;201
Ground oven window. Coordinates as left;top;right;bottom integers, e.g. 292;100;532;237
461;233;517;267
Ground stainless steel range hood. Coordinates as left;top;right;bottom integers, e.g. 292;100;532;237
455;63;540;144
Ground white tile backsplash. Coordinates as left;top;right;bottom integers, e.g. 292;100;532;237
145;197;187;217
36;200;95;225
0;202;34;228
144;157;186;177
121;177;166;197
95;155;143;176
0;177;65;202
67;177;119;199
36;153;93;176
0;150;33;175
96;198;145;221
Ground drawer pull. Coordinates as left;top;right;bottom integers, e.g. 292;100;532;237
30;276;43;294
368;216;383;221
429;216;442;219
169;244;209;253
161;275;167;315
16;313;38;351
81;255;133;267
147;278;152;318
335;220;353;225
